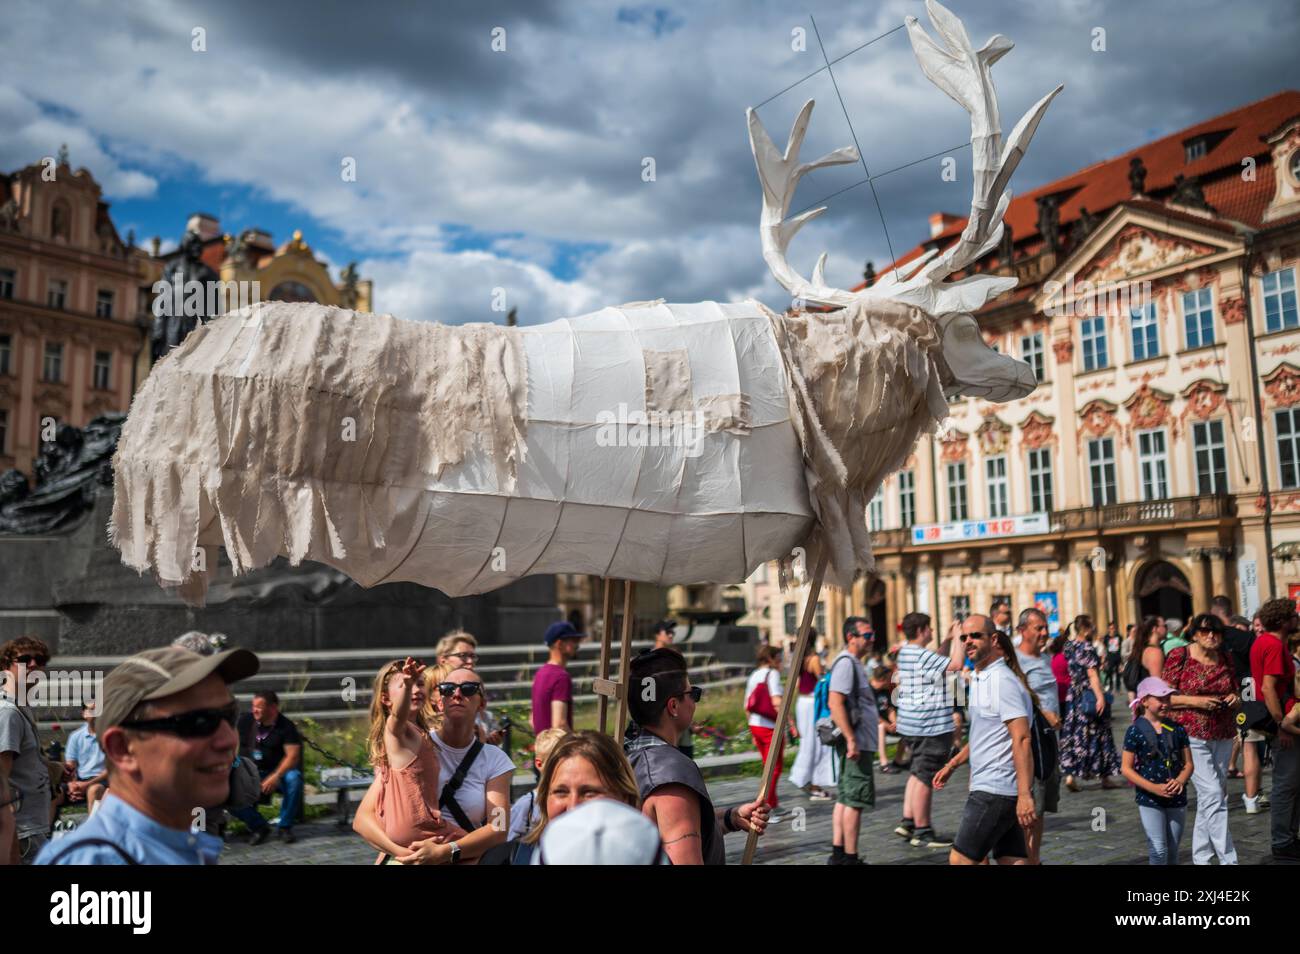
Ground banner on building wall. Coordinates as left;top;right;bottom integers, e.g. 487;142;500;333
1034;591;1061;637
1289;584;1300;603
911;513;1050;545
1239;557;1260;618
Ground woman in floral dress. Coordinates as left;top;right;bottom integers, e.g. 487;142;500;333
1059;615;1122;790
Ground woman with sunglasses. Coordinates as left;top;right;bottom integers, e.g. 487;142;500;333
482;730;640;864
352;657;445;864
1163;613;1239;864
423;666;514;863
433;630;504;746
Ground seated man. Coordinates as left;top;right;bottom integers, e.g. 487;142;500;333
232;690;303;845
63;704;108;812
37;645;259;864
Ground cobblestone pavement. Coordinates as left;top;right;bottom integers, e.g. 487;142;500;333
216;727;1289;865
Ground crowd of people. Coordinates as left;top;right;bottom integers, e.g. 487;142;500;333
2;588;1296;865
743;594;1300;865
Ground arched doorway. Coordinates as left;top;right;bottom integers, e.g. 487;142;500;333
1135;560;1193;622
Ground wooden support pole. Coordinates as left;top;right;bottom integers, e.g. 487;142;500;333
597;578;616;735
615;581;637;736
742;548;830;866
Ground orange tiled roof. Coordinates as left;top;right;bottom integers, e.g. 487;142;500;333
854;90;1300;297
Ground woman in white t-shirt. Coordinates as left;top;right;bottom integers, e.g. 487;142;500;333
425;666;515;862
745;644;791;811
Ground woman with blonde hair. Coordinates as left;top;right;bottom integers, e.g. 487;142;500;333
481;730;640;864
352;657;445;863
432;629;504;745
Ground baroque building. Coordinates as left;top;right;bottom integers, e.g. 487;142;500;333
744;90;1300;648
0;150;154;475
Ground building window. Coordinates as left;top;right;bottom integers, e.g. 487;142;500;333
1264;268;1299;332
0;408;7;454
946;462;968;521
814;603;826;638
986;455;1009;518
1137;429;1169;500
1081;316;1108;371
1130;301;1160;361
1185;139;1207;163
1277;408;1300;490
1088;437;1117;505
0;335;10;376
1028;447;1054;513
1192;419;1227;495
869;486;885;531
1019;332;1044;382
1182;288;1214;349
0;268;14;300
47;279;68;310
898;469;916;528
783;603;797;636
42;342;63;383
93;351;112;390
952;595;971;621
95;289;114;319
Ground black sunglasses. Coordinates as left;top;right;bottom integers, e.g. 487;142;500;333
677;686;703;703
437;681;483;698
446;651;479;662
119;701;238;738
15;654;49;667
960;633;990;642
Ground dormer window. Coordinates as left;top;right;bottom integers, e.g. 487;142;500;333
1185;138;1207;163
1291;149;1300;185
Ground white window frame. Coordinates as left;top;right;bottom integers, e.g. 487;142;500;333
95;289;114;319
47;279;67;310
946;462;968;521
1192;419;1227;495
1137;428;1170;501
1081;316;1108;371
1019;332;1045;382
898;469;916;528
1027;447;1054;513
93;350;112;391
1182;288;1214;349
1130;300;1160;361
1088;437;1117;506
1263;267;1299;333
42;342;63;383
869;486;885;531
985;455;1009;518
1277;408;1300;490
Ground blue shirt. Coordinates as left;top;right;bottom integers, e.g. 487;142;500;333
64;724;106;780
1123;720;1190;809
35;793;223;865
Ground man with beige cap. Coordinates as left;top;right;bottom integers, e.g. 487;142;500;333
37;644;258;865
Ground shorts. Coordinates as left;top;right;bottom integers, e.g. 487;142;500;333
1241;727;1267;744
1032;763;1060;815
953;790;1027;862
835;740;876;810
905;732;953;787
18;832;50;865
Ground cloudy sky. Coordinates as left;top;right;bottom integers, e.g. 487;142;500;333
3;0;1297;324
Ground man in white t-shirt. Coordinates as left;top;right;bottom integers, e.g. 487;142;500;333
932;614;1035;865
745;647;788;817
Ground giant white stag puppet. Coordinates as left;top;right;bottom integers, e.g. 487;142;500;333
111;2;1061;604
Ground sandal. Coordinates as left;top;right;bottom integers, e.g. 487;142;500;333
1064;776;1080;792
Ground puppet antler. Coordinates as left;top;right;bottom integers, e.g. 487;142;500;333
747;0;1061;319
885;0;1062;315
746;100;861;309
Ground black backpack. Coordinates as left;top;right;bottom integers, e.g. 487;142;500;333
1030;708;1058;782
1122;651;1146;693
